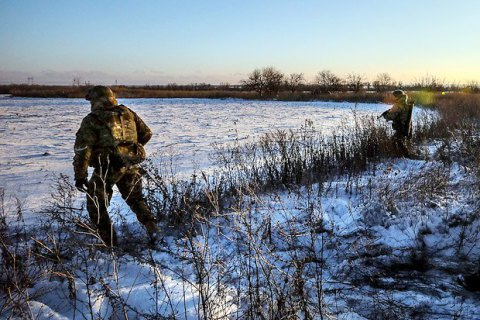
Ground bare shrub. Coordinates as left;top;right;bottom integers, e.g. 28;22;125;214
5;93;480;318
0;189;43;318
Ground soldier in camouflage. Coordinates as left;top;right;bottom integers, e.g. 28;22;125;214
379;90;414;156
73;86;158;246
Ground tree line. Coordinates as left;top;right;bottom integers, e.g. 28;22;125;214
241;67;480;97
1;68;479;99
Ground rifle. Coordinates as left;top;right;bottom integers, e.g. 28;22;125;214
378;110;389;120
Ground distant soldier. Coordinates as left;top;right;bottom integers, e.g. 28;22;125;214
379;90;414;156
73;86;158;246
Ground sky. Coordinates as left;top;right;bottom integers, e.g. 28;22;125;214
1;0;479;86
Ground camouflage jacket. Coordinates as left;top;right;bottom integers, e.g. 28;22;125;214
73;105;152;180
382;98;414;138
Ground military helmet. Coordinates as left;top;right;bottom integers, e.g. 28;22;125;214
85;86;117;108
392;89;407;98
85;86;115;101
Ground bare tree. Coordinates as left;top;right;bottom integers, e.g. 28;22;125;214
346;73;365;92
373;73;394;92
314;70;342;93
285;73;305;93
414;75;445;91
242;69;265;96
262;67;284;96
242;67;284;97
463;81;480;93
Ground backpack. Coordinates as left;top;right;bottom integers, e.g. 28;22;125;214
91;105;147;168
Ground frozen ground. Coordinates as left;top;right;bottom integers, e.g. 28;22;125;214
0;96;385;216
1;97;479;319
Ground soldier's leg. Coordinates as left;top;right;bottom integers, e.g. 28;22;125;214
116;167;158;233
393;132;410;157
86;171;118;246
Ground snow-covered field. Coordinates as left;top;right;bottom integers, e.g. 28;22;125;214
1;96;479;319
0;96;385;216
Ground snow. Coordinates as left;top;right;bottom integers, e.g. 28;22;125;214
1;96;479;319
0;97;384;214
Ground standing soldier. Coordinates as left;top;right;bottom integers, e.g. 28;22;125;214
73;86;158;246
379;89;414;156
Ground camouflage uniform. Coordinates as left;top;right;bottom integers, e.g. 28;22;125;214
381;90;414;138
73;86;157;246
380;90;414;156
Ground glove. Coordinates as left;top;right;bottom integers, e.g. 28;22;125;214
75;178;88;193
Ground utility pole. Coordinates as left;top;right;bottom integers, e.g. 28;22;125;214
27;77;34;85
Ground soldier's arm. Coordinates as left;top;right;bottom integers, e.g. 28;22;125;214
134;112;152;145
383;110;398;121
380;108;398;121
73;117;97;180
382;103;405;121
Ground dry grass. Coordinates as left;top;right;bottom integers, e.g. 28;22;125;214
6;84;479;105
2;92;480;318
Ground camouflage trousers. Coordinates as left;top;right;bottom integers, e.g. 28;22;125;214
86;165;156;246
393;131;412;158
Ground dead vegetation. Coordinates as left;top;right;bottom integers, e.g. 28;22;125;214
1;93;480;318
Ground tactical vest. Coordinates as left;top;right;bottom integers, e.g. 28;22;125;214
91;105;146;167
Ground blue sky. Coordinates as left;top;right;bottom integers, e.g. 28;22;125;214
1;0;479;85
